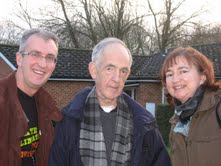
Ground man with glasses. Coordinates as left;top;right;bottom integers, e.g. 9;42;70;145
0;28;62;166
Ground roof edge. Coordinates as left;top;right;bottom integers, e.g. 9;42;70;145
0;52;16;70
49;78;161;83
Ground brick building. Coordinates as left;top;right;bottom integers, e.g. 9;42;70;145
1;43;221;113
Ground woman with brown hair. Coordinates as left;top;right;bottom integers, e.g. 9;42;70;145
161;47;221;166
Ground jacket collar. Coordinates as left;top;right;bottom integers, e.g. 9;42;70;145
6;71;61;122
63;87;156;166
123;93;155;128
197;89;220;112
63;86;156;128
170;89;221;124
35;86;62;121
2;72;29;140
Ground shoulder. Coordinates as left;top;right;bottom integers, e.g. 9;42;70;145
56;114;80;140
0;72;16;93
36;87;63;121
0;72;17;103
198;88;221;128
214;88;221;108
199;88;221;111
122;93;156;128
214;89;221;127
51;114;80;152
62;87;92;117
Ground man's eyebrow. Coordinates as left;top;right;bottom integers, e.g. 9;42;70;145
105;64;115;67
47;53;56;57
121;67;129;71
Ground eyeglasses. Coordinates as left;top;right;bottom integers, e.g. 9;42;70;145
20;51;57;64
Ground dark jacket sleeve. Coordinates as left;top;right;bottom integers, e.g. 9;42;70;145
49;118;67;166
141;127;171;166
49;116;82;166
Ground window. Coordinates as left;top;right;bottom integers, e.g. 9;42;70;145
146;102;156;117
124;88;136;100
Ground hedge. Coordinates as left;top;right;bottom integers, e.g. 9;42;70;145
155;104;174;146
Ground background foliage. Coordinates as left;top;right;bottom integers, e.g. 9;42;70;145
156;104;174;146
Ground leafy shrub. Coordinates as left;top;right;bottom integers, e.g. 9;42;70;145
156;104;174;146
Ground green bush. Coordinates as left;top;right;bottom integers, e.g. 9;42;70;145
155;104;174;146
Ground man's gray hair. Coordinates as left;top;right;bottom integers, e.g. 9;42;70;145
19;28;59;52
91;37;133;67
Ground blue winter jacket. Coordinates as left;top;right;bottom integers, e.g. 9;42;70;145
49;87;171;166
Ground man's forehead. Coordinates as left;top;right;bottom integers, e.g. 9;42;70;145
103;42;126;51
103;44;129;58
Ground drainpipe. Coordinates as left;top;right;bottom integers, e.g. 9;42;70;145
161;49;167;104
162;87;165;104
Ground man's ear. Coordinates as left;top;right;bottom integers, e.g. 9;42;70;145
16;52;23;67
126;69;131;80
88;62;97;79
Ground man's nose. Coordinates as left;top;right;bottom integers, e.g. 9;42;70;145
112;70;120;82
38;56;47;68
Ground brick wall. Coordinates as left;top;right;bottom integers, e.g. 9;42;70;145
44;80;162;110
136;82;162;107
0;59;13;78
44;81;93;109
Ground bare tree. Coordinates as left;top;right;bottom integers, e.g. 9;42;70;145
34;0;81;48
44;0;149;53
147;0;205;53
181;22;221;46
56;0;80;48
0;20;22;45
6;0;210;56
78;0;149;53
13;0;37;29
10;0;158;54
78;0;98;45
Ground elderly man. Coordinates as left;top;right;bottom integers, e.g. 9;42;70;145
49;37;171;166
0;28;62;166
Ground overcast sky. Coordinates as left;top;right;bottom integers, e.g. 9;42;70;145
0;0;221;26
